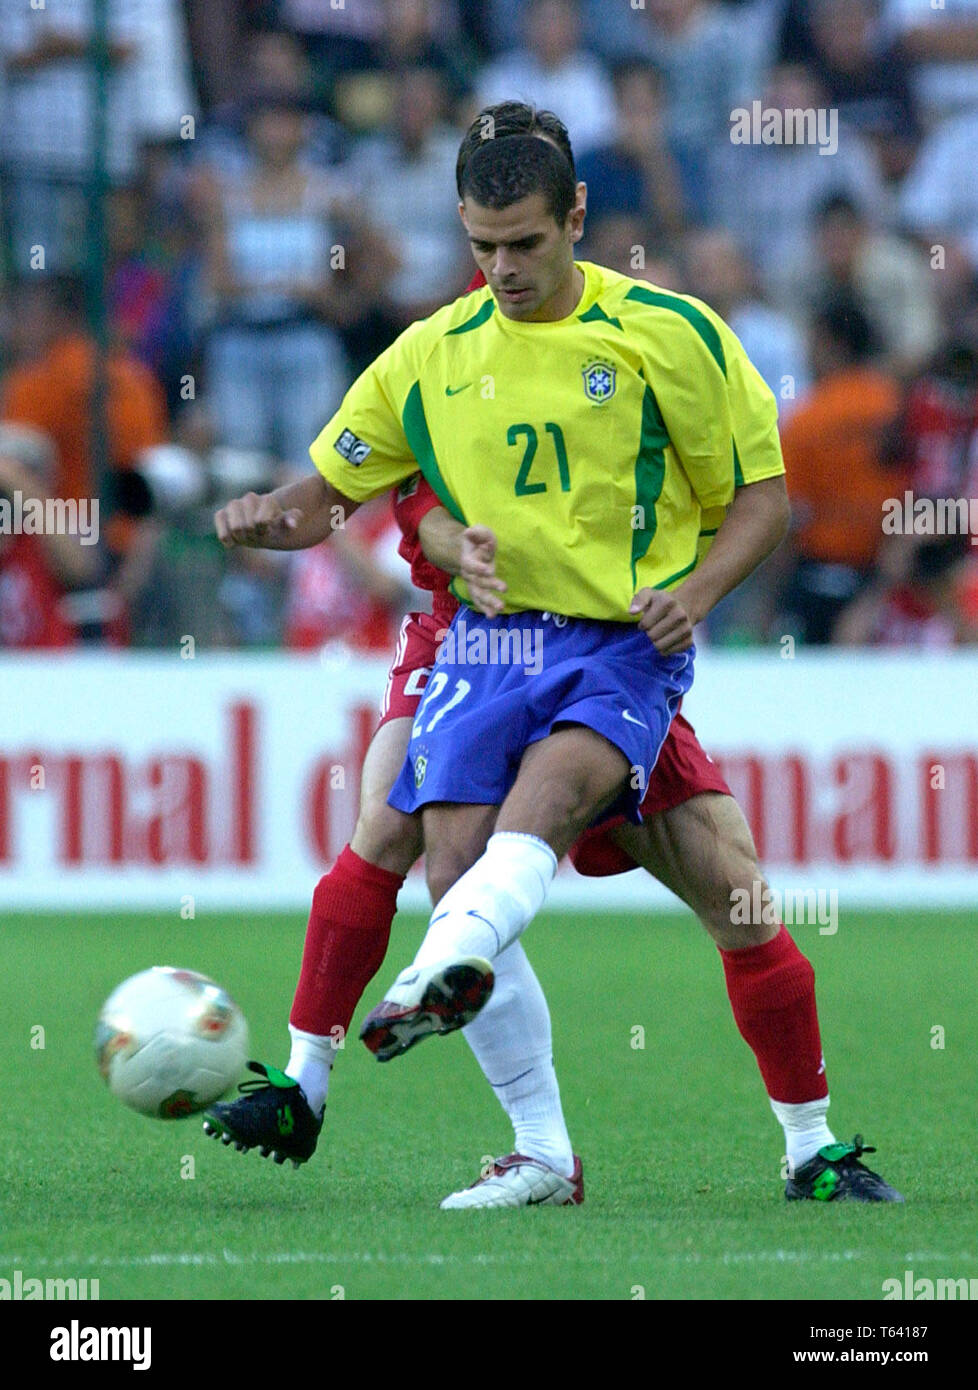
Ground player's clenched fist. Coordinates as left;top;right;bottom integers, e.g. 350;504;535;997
214;491;304;548
629;587;695;655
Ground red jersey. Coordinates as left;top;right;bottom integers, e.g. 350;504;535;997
872;585;955;648
392;475;459;630
0;533;76;648
285;500;402;652
902;376;978;499
386;268;487;627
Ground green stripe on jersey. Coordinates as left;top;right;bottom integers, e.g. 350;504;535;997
630;384;670;586
733;438;745;487
401;382;466;522
446;299;495;336
654;554;699;590
578;302;623;332
624;287;726;376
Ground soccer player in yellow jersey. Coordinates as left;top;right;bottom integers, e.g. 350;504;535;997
210;115;902;1207
303;133;790;1033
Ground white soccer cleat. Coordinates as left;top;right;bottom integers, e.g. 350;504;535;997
440;1153;584;1209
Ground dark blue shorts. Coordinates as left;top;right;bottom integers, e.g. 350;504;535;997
387;609;695;823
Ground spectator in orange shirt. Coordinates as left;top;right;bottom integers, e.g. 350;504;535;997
0;275;168;505
779;295;907;643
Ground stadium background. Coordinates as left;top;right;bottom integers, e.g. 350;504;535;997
1;0;977;1305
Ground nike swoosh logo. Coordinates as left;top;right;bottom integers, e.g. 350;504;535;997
622;709;648;728
445;383;472;396
397;971;419;987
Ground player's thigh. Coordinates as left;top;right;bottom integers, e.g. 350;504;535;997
350;717;423;876
422;802;499;905
495;724;631;859
612;792;778;949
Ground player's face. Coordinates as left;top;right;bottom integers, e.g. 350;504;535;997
459;192;585;321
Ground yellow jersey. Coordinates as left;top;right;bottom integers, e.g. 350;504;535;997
310;260;784;620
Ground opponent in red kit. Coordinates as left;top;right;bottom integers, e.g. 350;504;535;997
206;104;900;1209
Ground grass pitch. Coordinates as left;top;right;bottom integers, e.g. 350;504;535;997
2;909;975;1301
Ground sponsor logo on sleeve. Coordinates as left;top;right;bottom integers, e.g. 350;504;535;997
334;429;373;465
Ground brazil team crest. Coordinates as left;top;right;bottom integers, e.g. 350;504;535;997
413;750;428;789
582;360;616;404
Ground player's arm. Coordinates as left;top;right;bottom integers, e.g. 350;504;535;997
417;507;508;617
214;473;359;551
217;323;435;551
633;305;790;653
631;476;790;652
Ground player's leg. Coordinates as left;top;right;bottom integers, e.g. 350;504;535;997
438;937;582;1207
284;715;422;1108
612;792;779;946
612;796;831;1156
360;725;629;1058
611;795;902;1200
206;713;580;1191
362;609;691;1061
203;714;418;1163
416;725;630;958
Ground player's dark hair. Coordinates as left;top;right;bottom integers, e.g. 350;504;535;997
459;133;577;226
455;102;576;194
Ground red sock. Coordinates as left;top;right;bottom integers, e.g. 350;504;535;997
289;845;403;1038
718;925;828;1104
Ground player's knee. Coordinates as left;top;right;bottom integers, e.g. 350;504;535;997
350;797;420;878
706;864;781;948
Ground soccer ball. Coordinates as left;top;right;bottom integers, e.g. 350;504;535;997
95;967;249;1119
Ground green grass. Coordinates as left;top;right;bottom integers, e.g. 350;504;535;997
2;910;975;1301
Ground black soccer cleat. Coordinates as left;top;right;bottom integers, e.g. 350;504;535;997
785;1135;904;1203
202;1061;323;1169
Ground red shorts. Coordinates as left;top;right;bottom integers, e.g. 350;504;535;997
378;611;442;725
567;708;731;877
376;613;731;877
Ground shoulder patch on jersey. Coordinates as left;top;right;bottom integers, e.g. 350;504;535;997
334;428;372;465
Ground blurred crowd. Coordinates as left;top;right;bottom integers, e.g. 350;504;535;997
1;0;977;653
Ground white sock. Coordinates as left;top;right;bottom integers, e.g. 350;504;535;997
286;1025;338;1114
410;831;557;971
770;1096;835;1170
463;941;574;1177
